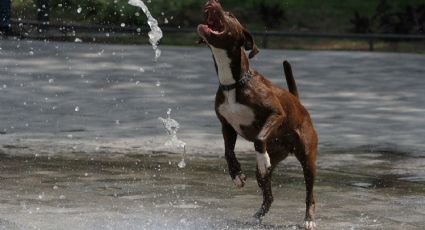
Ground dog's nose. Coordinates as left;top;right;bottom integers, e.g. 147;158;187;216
207;0;220;6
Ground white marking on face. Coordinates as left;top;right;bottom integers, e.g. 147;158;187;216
256;152;271;177
210;47;235;85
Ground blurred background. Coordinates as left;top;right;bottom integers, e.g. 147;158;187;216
4;0;425;52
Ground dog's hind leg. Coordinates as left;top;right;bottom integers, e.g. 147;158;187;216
253;168;273;221
253;150;286;221
294;133;317;229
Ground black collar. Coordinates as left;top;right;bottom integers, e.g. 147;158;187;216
220;70;253;91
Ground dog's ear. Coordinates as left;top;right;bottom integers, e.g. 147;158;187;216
242;28;259;59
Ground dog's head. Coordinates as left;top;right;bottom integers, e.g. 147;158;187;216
197;0;259;59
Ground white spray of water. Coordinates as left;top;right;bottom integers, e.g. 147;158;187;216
128;0;163;61
158;109;187;168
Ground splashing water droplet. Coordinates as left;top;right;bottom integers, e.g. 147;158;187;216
178;145;187;169
158;109;187;168
178;159;186;169
77;7;82;14
128;0;163;61
74;106;80;112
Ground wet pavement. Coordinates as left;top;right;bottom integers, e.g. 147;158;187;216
1;39;425;155
0;150;424;229
0;39;425;229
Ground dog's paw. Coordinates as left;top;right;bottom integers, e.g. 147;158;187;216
233;174;246;188
253;207;266;221
256;152;271;177
304;220;316;230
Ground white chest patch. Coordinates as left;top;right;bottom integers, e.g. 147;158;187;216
218;90;255;137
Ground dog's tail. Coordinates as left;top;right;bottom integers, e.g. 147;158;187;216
283;60;299;99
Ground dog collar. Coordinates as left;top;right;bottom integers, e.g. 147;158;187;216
220;70;253;91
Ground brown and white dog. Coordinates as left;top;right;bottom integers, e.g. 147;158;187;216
197;0;318;229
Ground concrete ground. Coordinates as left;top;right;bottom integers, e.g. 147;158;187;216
0;38;424;229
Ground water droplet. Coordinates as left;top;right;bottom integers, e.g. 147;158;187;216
48;78;54;83
128;0;163;61
120;23;126;27
74;38;82;43
156;80;161;87
77;7;82;14
178;159;186;169
74;106;80;112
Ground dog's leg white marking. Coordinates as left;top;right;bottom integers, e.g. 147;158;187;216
256;152;271;177
210;47;235;85
304;220;316;230
233;176;243;187
232;174;245;188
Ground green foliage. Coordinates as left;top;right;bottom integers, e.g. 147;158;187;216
350;0;425;34
10;0;425;33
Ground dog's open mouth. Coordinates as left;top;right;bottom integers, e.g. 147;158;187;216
198;1;226;37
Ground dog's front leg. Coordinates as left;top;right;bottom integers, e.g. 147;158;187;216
254;112;286;177
222;122;246;188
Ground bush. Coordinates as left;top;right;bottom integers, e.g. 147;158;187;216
350;0;425;34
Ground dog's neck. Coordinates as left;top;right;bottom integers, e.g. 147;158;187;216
211;46;250;86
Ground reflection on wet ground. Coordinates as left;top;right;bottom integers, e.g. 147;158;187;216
0;149;424;229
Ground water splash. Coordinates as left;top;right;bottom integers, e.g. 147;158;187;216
158;109;187;168
128;0;163;61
